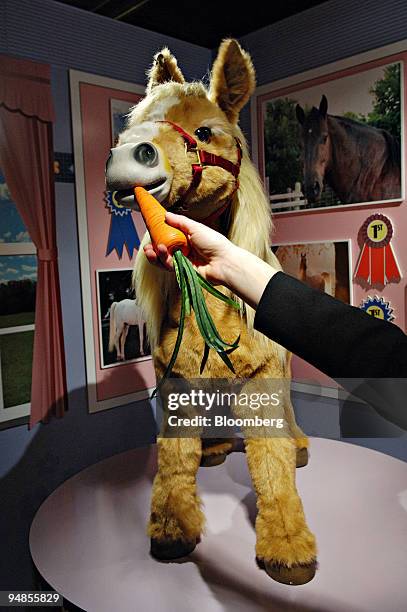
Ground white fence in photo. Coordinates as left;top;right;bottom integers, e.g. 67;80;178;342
266;178;340;211
266;179;307;211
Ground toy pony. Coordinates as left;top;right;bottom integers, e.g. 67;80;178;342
105;39;317;585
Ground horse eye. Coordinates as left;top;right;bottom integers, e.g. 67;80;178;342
321;134;328;144
195;127;212;142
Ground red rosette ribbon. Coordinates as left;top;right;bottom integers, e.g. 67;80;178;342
354;214;401;286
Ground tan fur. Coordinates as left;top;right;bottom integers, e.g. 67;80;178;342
209;39;256;124
148;437;204;542
201;439;233;457
146;47;185;94
124;41;317;571
133;124;285;360
245;437;316;565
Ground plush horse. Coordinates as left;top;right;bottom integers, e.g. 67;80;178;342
106;39;317;585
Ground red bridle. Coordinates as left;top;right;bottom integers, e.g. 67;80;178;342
157;120;242;229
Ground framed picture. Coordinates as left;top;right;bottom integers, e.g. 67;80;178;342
70;69;155;413
96;268;151;369
272;239;353;392
272;240;352;304
252;44;406;214
110;98;135;146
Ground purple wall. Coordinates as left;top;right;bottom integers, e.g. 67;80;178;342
241;0;407;85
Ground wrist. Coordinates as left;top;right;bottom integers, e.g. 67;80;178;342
221;244;246;288
222;246;277;309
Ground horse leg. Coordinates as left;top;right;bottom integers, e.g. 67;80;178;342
120;324;129;360
283;398;309;468
115;322;124;360
282;356;309;467
232;394;317;585
244;436;317;584
149;437;204;560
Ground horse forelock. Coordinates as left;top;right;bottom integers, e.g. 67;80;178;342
126;81;208;128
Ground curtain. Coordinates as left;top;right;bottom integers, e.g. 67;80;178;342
0;55;67;428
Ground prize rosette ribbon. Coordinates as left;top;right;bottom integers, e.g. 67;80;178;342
105;191;140;258
354;214;401;286
359;296;394;322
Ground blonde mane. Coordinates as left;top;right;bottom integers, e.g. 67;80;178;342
133;121;282;355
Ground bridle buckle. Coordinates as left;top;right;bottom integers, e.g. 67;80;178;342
185;142;202;167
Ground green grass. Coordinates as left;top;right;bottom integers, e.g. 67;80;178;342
0;331;34;408
0;312;35;329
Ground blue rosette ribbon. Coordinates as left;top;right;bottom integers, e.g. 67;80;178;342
105;191;140;258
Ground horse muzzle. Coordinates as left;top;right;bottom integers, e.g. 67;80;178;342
105;142;172;208
304;180;322;203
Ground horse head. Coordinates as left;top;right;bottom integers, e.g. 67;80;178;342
106;39;255;225
114;40;276;351
296;95;330;203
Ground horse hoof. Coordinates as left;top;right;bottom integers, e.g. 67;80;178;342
259;559;317;585
200;453;227;467
150;537;197;560
296;447;309;468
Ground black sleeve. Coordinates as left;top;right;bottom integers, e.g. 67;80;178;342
253;271;407;430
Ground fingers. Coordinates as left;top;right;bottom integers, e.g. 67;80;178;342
143;243;173;270
165;211;200;234
156;243;174;269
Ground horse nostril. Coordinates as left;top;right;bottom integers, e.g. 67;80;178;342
313;182;321;196
134;142;158;167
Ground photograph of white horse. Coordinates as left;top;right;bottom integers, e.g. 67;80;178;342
108;299;146;361
97;269;151;367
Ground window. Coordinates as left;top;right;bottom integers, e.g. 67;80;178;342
0;170;37;424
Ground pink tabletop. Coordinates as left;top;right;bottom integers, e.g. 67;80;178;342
30;439;407;612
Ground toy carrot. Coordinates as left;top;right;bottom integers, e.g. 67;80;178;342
134;186;241;397
134;186;190;257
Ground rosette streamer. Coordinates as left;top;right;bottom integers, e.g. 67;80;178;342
105;191;140;258
354;214;401;286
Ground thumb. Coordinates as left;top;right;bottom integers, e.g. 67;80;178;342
165;211;201;235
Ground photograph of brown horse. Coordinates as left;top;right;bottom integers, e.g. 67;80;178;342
296;95;401;205
263;60;402;211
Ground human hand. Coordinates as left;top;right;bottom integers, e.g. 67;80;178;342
143;211;238;286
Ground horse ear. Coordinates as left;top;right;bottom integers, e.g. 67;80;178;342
209;39;256;123
319;95;328;117
296;104;305;125
146;48;185;93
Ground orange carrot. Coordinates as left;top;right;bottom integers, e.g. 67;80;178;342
134;186;190;256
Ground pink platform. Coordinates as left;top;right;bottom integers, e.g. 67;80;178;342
30;439;407;611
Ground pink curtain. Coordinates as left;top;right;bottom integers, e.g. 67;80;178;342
0;55;67;428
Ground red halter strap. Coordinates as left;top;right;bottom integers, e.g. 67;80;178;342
156;120;242;228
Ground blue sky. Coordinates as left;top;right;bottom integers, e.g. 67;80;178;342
0;255;37;284
0;172;31;243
